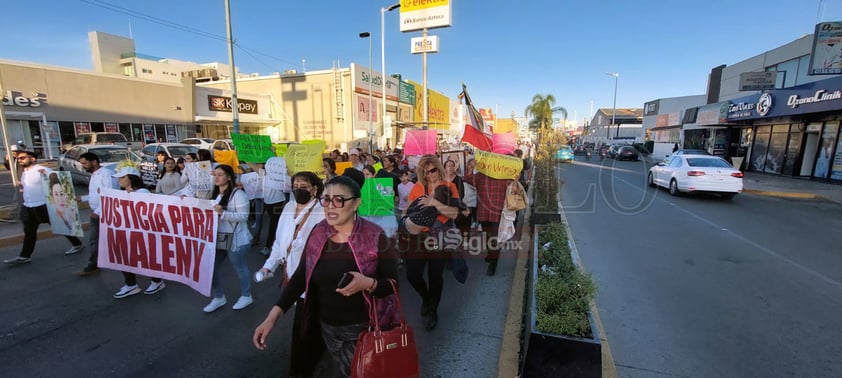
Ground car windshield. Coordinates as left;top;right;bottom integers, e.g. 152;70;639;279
167;146;198;157
686;158;732;168
91;148;137;163
97;134;127;143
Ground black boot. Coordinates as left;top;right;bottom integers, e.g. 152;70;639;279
486;259;498;276
423;298;438;331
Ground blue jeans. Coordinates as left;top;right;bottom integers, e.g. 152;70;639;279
210;244;251;298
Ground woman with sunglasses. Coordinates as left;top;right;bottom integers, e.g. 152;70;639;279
256;171;325;378
253;176;398;377
404;154;460;331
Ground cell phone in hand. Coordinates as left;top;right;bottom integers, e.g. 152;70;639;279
337;272;353;288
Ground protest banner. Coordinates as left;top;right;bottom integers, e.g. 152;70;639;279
474;149;522;180
404;129;437;156
335;161;353;175
43;171;84;237
213;150;242;173
231;133;275;163
284;140;325;175
138;160;159;188
358;177;395;216
373;162;383;173
184;161;214;192
492;132;516;154
97;188;217;296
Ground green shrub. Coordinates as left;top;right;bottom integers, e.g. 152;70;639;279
534;222;597;338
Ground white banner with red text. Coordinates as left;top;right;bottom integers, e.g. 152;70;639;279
97;188;218;296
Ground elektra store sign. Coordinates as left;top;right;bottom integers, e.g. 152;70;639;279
727;76;842;121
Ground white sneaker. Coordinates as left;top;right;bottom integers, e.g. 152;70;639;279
64;245;84;255
114;285;141;299
145;281;166;295
203;296;227;313
232;295;253;310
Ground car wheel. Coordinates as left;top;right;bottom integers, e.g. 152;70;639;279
647;172;655;187
721;193;736;200
669;179;681;196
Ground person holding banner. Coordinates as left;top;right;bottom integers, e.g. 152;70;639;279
256;171;325;377
111;167;167;298
3;150;84;265
404;155;460;331
204;164;254;312
76;152;119;276
253;176;398;377
155;157;185;195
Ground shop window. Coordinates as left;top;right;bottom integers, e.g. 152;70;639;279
750;126;772;171
815;122;839;179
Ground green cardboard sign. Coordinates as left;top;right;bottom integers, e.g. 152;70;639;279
358;178;395;216
231;133;275;163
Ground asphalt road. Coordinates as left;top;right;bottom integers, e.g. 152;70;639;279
0;220;518;377
557;157;842;377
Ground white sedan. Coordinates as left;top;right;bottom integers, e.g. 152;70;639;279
648;154;743;200
59;144;141;185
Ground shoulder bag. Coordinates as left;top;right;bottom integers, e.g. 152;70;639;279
352;279;419;378
216;189;240;251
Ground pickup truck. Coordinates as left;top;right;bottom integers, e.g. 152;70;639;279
64;132;142;152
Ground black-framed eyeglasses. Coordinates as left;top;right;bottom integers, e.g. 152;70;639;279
319;195;358;208
425;167;439;175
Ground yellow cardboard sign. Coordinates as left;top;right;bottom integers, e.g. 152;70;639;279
214;150;242;173
284;141;325;175
335;161;352;175
474;150;522;180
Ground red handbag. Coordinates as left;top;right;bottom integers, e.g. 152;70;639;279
351;279;419;378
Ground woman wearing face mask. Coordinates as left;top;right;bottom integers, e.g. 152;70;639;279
256;171;325;377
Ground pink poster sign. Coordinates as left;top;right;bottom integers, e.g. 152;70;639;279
492;132;516;154
404;129;438;156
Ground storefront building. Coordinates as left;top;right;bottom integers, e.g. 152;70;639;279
1;60;195;159
726;76;842;181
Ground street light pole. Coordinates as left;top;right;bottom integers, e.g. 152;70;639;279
381;3;400;149
225;0;240;135
360;32;373;153
607;72;619;140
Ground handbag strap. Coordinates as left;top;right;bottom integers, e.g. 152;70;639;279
367;279;405;332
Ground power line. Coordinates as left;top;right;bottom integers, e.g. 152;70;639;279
80;0;302;72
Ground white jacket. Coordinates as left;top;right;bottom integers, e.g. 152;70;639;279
263;199;325;276
216;189;252;248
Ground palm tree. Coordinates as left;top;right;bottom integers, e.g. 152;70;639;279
524;94;568;129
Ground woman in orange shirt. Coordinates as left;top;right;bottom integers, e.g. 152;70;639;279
403;154;459;331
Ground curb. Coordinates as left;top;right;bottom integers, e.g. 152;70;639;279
743;189;824;200
497;202;532;378
0;222;91;249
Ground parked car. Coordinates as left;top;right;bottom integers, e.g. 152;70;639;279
615;146;640;161
59;144;141;185
672;149;711;156
648;154;743;199
556;146;574;163
180;137;215;150
211;139;235;152
607;144;624;159
63;132;142;153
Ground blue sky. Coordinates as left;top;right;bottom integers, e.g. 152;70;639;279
2;0;841;127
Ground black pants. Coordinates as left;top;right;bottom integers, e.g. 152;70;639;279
263;201;286;248
290;298;325;377
19;204;82;259
403;232;446;309
480;221;501;261
87;214;100;268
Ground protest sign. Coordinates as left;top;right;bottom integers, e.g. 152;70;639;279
138;160;159;188
184;161;214;192
213;150;242;173
335;161;353;175
264;156;291;193
358;177;395;216
231;133;275;163
98;188;217;296
239;172;264;199
404;129;437;156
284;140;325;175
43;170;83;237
273;143;289;157
492;132;516;154
475;149;522;180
